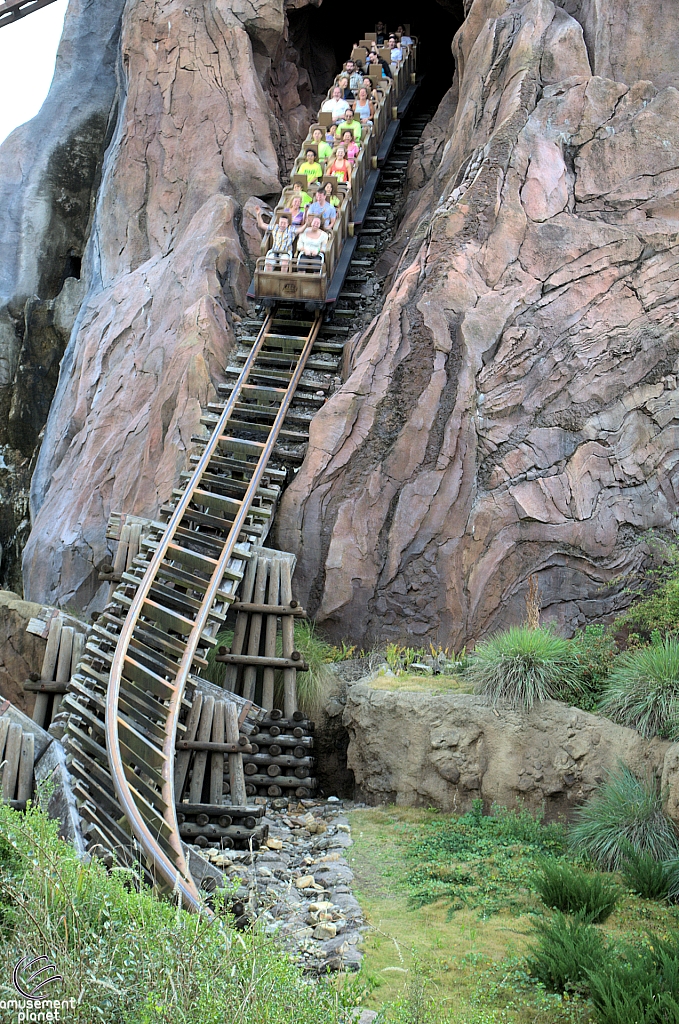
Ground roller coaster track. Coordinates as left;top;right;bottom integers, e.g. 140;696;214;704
61;311;325;911
0;0;60;29
56;81;435;912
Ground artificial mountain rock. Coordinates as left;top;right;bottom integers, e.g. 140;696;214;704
342;677;672;819
0;0;321;612
278;0;679;646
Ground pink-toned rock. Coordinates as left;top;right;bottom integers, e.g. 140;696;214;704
277;0;679;646
20;0;302;610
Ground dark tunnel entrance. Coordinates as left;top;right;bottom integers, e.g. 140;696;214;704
288;1;465;108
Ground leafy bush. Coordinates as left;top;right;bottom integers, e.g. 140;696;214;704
598;637;679;738
533;860;618;922
620;847;673;900
587;933;679;1024
469;626;583;709
526;912;607;994
571;624;618;711
616;536;679;636
569;765;679;870
0;802;363;1024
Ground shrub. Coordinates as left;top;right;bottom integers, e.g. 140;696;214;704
616;536;679;636
620;847;673;901
587;933;679;1024
526;912;607;994
469;626;583;709
568;765;679;870
534;860;618;922
571;624;618;711
598;637;679;738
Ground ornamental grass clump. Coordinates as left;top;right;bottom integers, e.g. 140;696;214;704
568;765;679;870
620;847;674;901
534;860;619;922
526;912;607;995
598;637;679;739
469;625;583;709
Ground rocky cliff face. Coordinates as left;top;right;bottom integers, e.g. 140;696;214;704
0;0;323;611
278;0;679;646
340;676;673;820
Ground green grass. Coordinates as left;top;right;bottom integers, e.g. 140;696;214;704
598;638;679;738
201;621;332;715
0;802;364;1024
402;802;567;916
468;627;584;709
568;766;679;870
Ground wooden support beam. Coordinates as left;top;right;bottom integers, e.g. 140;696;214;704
176;740;253;754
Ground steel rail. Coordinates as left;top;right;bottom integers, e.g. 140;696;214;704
105;311;322;910
0;0;60;27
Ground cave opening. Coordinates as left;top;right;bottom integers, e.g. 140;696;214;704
288;1;464;108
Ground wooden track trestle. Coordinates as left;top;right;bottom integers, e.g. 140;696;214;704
104;310;323;909
53;311;323;911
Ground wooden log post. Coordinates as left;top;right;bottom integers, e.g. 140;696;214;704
189;696;215;804
225;555;258;694
224;701;247;807
174;692;203;801
280;560;298;719
262;558;280;712
52;625;74;719
209;701;225;805
2;722;23;801
32;615;61;728
17;732;34;804
242;557;268;701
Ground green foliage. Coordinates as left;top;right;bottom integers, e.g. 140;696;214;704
598;637;679;738
619;847;673;901
0;803;363;1023
526;912;607;995
533;860;619;923
402;803;567;915
202;621;332;715
468;626;584;709
587;933;679;1024
617;536;679;635
275;619;333;714
568;765;679;870
571;624;618;711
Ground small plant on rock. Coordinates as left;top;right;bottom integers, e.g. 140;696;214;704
571;624;618;711
598;636;679;738
568;765;679;870
526;911;607;995
468;625;583;709
534;860;619;922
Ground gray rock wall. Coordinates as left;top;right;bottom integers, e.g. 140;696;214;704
342;678;672;820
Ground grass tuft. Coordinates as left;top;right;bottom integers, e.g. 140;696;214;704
526;911;607;994
533;860;619;922
568;765;679;870
598;637;679;738
468;626;583;709
620;847;674;901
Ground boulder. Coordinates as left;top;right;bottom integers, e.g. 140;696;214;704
342;678;670;820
